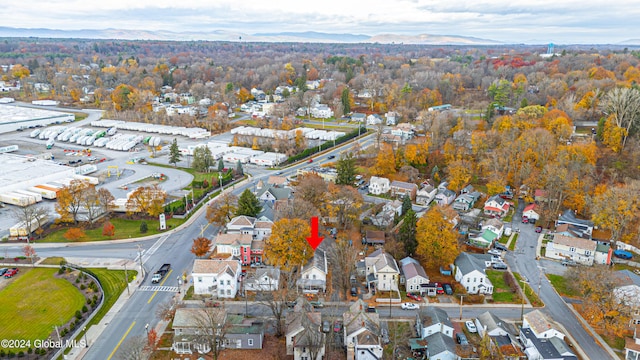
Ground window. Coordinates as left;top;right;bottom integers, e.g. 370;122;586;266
198;277;202;283
570;247;576;252
227;289;231;295
585;251;591;256
312;274;316;279
227;280;231;285
248;339;254;346
220;280;224;285
219;290;224;295
480;278;483;283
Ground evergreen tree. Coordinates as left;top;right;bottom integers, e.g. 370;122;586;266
401;195;412;215
192;146;214;172
218;158;225;172
236;160;244;176
397;210;417;256
236;189;262;217
168;138;182;167
341;87;351;114
335;152;356;185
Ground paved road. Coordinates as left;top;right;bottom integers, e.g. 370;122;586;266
505;204;614;360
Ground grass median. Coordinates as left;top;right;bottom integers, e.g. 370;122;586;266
42;217;184;243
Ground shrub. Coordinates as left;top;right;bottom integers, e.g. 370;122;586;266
17;351;24;357
75;310;82;320
82;305;88;313
80;284;86;290
140;221;148;233
58;267;65;274
63;228;86;241
102;221;115;237
75;278;80;284
27;348;32;354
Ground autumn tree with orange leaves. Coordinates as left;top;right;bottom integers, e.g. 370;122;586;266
191;237;212;258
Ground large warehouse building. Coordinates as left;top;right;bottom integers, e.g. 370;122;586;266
0;104;74;134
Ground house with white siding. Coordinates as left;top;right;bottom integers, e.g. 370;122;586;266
545;234;597;265
399;257;429;294
453;253;494;295
192;259;241;298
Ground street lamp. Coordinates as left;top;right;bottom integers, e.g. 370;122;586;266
537;266;546;298
519;279;529;322
218;173;223;192
83;326;88;347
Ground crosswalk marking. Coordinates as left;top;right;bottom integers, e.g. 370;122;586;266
139;286;179;292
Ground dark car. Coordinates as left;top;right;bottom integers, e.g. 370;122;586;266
366;306;377;313
0;268;8;276
494;243;508;252
535;226;543;233
351;287;358;297
456;332;469;345
327;155;336;159
443;283;453;295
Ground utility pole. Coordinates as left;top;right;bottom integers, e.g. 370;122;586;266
459;295;465;320
124;263;129;295
137;244;145;278
520;279;527;322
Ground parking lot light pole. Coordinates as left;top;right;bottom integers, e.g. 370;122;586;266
519;279;528;322
83;326;88;347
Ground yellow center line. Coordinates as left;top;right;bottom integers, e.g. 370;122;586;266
106;321;135;360
148;268;173;304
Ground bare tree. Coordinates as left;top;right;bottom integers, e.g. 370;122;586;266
328;237;358;300
11;203;49;241
116;335;149;360
191;306;228;359
97;188;115;218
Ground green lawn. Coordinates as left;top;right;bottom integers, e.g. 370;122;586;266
486;270;518;303
547;274;580;297
42;217;184;243
513;272;544;307
83;268;135;329
0;268;85;351
508;234;519;251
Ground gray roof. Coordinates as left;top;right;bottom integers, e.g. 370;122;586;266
477;311;515;335
423;332;456;356
419;307;452;328
521;328;577;360
487;194;507;206
557;209;594;228
454;252;489;276
256;184;292;201
400;258;428;281
366;249;399;273
615;270;640;287
304;248;327;274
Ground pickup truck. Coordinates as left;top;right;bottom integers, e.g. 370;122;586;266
151;263;171;283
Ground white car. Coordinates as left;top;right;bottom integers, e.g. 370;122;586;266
465;320;477;333
487;249;502;256
401;303;420;310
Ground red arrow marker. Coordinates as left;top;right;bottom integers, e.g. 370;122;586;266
306;216;324;250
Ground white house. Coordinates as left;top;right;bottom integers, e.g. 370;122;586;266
482;218;505;238
520;310;576;360
172;307;225;355
453;253;494;295
434;188;456;206
365;249;400;293
626;325;640;360
343;299;383;360
385;112;397;126
298;249;328;293
399;257;429;294
192;259;241;298
613;270;640;325
286;303;326;360
351;113;366;123
484;195;511;218
416;184;437;205
368;176;390;195
415;306;454;339
311;104;334;119
545;234;597;265
367;114;383;125
522;203;540;221
244;267;280;292
422;333;457;360
523;310;566;340
226;215;273;240
475;311;511;338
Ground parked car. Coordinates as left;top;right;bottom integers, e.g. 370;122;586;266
443;283;453;295
366;306;377;313
0;268;7;276
333;321;343;333
522;217;529;223
351;287;358;297
488;249;502;256
492;262;508;270
4;268;19;278
456;332;469;345
308;159;314;163
322;320;331;333
406;293;422;301
286;301;297;308
561;259;577;266
465;321;477;333
310;301;324;308
493;243;508;251
401;302;420;310
436;284;445;294
535;226;543;233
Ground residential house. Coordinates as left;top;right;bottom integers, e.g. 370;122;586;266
250;239;264;265
297;167;338;183
545;234;597;265
363;230;386;246
454;253;494;295
460;184;475;194
226;215;273;241
423;332;458;360
372;200;402;227
452;191;482;212
266;175;288;187
415;306;454;339
256;184;293;205
390;180;418;200
385;111;397;126
613;270;640;325
351;113;366;123
555;210;594;238
311;104;334;119
215;234;252;264
365;249;400;292
534;189;549;203
172;307;226;354
520;310;576;360
399;257;429;294
298;249;328;293
468;228;499;249
554;223;589;240
416;184;437;205
483;218;505;238
522;203;540;222
224;315;265;350
286;302;326;360
594;242;613;265
192;259;241;298
244;267;281;292
475;311;512;338
368;176;391;195
435;188;456;206
367;114;383;125
390;123;415;140
343;299;383;360
626;325;640;360
484;195;511;218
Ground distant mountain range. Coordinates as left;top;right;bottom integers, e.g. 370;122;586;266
0;26;504;45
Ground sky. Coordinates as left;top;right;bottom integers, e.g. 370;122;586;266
2;0;639;44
